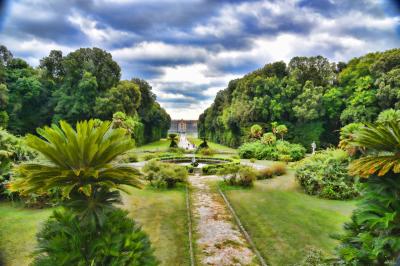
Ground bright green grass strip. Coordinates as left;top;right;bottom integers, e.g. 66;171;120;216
187;138;237;153
222;172;356;265
134;138;170;152
122;186;190;266
0;202;52;266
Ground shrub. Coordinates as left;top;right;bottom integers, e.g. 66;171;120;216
218;165;256;187
270;162;287;176
198;148;215;156
238;140;306;162
298;247;329;266
250;124;263;139
119;152;138;163
249;158;256;163
143;153;157;161
168;147;185;154
198;137;209;149
257;168;274;180
143;160;187;188
33;208;157;266
168;133;178;148
295;149;359;200
261;132;276;145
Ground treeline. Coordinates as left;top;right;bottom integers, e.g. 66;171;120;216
198;48;400;148
0;46;170;145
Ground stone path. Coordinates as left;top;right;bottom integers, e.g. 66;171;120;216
189;174;258;266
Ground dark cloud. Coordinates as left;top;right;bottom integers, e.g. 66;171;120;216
0;0;399;118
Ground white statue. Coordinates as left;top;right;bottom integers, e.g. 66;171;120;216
311;141;316;154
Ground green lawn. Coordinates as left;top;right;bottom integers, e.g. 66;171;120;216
0;203;52;266
221;171;356;265
0;186;189;266
122;186;190;266
134;138;170;152
187;137;237;153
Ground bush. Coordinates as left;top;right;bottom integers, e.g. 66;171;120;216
119;152;138;163
33;208;157;266
298;247;329;266
198;148;215;156
249;158;256;163
257;168;274;180
218;165;256;187
270;162;287;176
143;160;187;188
238;140;306;162
143;154;157;161
295;149;359;200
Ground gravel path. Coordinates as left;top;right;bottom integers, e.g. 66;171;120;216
189;174;258;266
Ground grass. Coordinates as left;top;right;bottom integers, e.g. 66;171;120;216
187;137;237;153
0;186;189;266
0;203;52;266
134;138;170;152
122;186;190;266
221;170;356;265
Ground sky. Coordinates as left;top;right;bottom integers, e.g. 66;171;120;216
0;0;399;120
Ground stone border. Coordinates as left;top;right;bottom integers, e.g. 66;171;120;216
218;188;268;266
186;185;195;266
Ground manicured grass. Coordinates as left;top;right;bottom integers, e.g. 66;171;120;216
187;138;237;153
122;186;190;266
0;186;189;266
135;138;170;152
0;203;52;266
221;171;356;265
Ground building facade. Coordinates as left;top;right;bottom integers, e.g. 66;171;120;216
169;119;198;134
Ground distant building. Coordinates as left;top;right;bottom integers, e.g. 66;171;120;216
169;119;197;134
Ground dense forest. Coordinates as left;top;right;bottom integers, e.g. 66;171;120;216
0;45;170;145
198;48;400;149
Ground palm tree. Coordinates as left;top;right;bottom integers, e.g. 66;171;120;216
349;121;400;177
11;120;142;223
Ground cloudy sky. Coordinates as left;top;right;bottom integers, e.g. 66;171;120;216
0;0;399;119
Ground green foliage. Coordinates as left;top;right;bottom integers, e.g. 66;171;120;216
338;122;364;156
198;49;400;149
32;208;157;266
336;175;400;265
275;124;288;140
250;124;263;139
112;111;145;145
295;149;359;200
0;45;169;144
218;165;256;187
142;160;187;189
168;133;178;148
335;119;400;264
238;140;306;161
197;148;215;156
376;108;400;124
261;132;276;145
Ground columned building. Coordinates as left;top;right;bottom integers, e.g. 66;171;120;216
169;119;197;134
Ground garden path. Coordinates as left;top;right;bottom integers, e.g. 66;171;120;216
189;174;258;265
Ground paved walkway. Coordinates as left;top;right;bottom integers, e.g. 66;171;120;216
178;133;195;150
189;174;257;265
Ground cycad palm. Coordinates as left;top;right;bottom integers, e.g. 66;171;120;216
349;121;400;177
12;120;142;223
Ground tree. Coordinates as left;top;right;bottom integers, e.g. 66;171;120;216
261;132;276;145
112;112;145;145
338;122;363;156
375;68;400;109
376;109;400;124
53;71;98;122
293;81;324;121
288;56;335;86
250;124;263;139
95;80;141;120
11;120;142;223
275;124;288;140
